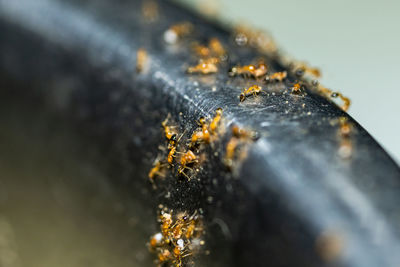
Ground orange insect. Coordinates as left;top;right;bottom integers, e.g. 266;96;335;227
224;125;258;168
232;125;259;140
209;38;226;58
338;117;352;137
167;144;177;164
179;150;197;168
178;150;197;179
136;48;148;73
187;61;218;74
265;71;287;83
331;92;351;112
291;82;302;94
190;117;210;145
185;220;197;239
318;86;351;111
193;38;226;59
338;138;353;159
164;22;193;44
335;117;354;159
224;137;239;168
229;63;268;78
192;43;211;58
162;115;178;142
172;240;192;267
141;0;159;22
148;160;166;183
158;248;173;264
149;232;163;249
239;85;262;102
160;212;173;237
293;62;321;78
209;108;223;134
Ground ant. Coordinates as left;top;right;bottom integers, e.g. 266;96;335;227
160;211;173;238
209;38;226;59
331;92;351;112
136;48;148;73
265;71;287;83
338;117;352;137
229;63;268;78
162;114;178;143
167;144;177;164
291;82;303;94
210;108;223;134
178;150;198;179
292;62;321;78
190;108;223;146
335;117;354;159
338;138;353;159
193;38;226;60
231;125;259;140
167;132;185;164
224;125;259;168
239;85;262;102
172;242;192;267
164;22;193;44
187;61;218;74
190;117;210;146
149;232;163;249
224;137;239;169
148;159;167;184
141;0;159;22
318;86;351;111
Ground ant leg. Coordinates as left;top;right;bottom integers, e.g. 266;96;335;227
178;168;192;180
155;172;166;178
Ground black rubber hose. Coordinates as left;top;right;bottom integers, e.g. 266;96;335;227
0;0;399;266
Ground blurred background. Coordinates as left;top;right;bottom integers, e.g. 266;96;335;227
180;0;400;164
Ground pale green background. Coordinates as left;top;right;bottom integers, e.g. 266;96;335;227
180;0;400;164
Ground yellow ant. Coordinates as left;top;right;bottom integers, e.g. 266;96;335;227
318;86;351;111
164;22;193;44
136;48;148;73
331;92;351;112
291;82;302;94
229;63;268;78
190;117;210;145
148;159;167;184
265;71;287;83
141;0;159;22
239;85;262;102
187;61;218;74
293;62;321;78
209;108;222;134
177;150;198;179
193;38;226;59
162;114;178;142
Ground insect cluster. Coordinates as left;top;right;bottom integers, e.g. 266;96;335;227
149;208;205;267
162;21;350;109
148;108;224;185
224;125;259;170
187;38;227;75
140;4;356;266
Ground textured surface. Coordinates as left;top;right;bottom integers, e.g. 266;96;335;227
0;0;400;266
